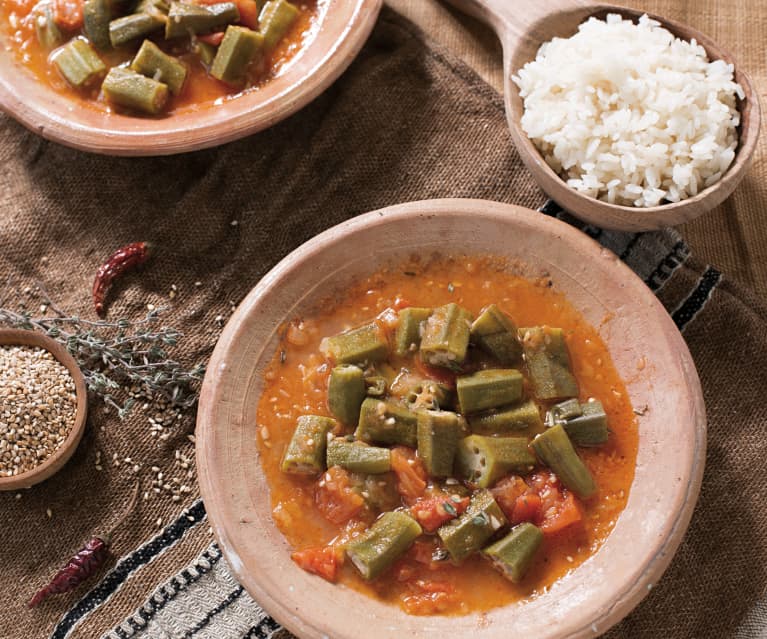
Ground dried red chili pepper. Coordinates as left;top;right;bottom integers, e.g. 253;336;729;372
93;242;152;317
29;482;139;608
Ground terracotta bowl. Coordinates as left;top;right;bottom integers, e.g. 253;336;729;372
196;198;706;638
0;329;88;491
445;0;761;231
0;0;382;156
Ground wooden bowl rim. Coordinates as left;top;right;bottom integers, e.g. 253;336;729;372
0;329;88;491
0;0;383;156
502;3;761;231
196;198;706;639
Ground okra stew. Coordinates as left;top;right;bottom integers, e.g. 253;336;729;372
1;0;321;115
257;255;638;615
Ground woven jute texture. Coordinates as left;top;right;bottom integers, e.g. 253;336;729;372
0;4;766;639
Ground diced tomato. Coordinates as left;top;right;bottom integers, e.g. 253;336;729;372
511;493;542;525
410;494;470;532
408;539;438;565
390;447;427;502
291;545;343;583
192;0;258;27
401;579;460;615
539;490;582;534
315;466;365;525
392;296;411;311
198;31;226;46
52;0;84;29
491;475;528;519
414;354;457;389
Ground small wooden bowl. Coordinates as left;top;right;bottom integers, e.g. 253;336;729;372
0;0;382;156
196;198;706;638
0;330;88;491
446;0;761;231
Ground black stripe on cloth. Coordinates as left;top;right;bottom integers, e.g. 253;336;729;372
51;499;207;639
538;200;603;241
242;616;282;639
182;585;245;638
671;266;722;330
107;545;225;639
645;240;690;291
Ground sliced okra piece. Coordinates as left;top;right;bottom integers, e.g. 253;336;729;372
327;364;366;426
109;12;164;47
258;0;299;51
420;303;473;368
483;522;543;583
520;326;579;400
364;375;387;397
211;25;264;84
532;424;596;498
326;439;391;474
320;321;388;365
51;39;106;89
84;0;113;50
416;410;461;478
468;400;543;436
456;368;523;414
455;434;535;488
394;307;432;356
346;511;422;580
437;489;507;562
131;40;187;95
280;415;335;475
34;5;65;50
354;397;417;448
102;67;169;114
470;304;523;365
561;400;609;447
406;380;453;411
136;0;169;14
549;398;583;423
165;1;239;38
193;40;217;65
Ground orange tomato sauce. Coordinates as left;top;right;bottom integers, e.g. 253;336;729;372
0;0;322;115
256;255;638;615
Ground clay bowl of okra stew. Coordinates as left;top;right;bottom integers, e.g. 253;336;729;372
196;198;705;639
0;0;381;155
0;329;88;491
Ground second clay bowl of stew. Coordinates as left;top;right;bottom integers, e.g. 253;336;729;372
0;0;381;155
196;198;705;638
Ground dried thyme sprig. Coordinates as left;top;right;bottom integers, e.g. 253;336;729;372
0;306;205;419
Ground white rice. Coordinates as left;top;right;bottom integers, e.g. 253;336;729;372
513;14;744;208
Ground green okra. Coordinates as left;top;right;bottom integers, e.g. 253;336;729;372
258;0;299;51
532;424;596;498
483;522;543;583
346;511;422;580
35;5;65;50
405;380;453;411
194;40;217;65
165;1;239;38
102;67;169;114
354;397;417;448
549;398;583;422
559;400;609;447
455;434;535;488
456;368;523;414
326;439;391;474
468;400;543;436
131;40;187;95
437;489;507;562
420;303;473;368
51;39;106;89
520;326;579;400
470;304;523;365
416;409;462;478
327;364;366;426
109;12;164;47
136;0;169;14
280;414;336;475
394;307;432;356
84;0;113;50
320;321;389;365
364;375;387;397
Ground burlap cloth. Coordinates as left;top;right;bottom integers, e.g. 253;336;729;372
0;4;766;639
